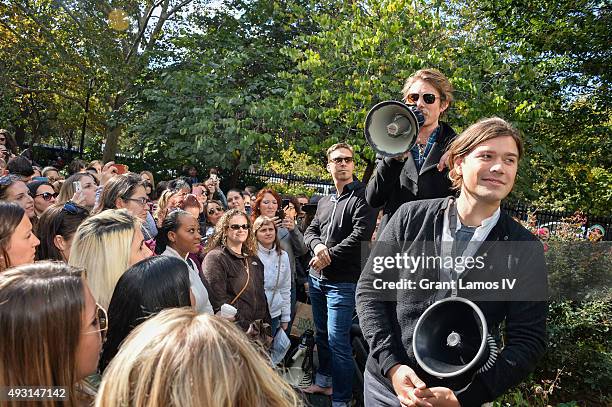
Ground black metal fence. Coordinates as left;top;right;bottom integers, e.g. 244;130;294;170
237;170;612;240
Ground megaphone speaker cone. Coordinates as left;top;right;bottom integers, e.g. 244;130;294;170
364;100;425;157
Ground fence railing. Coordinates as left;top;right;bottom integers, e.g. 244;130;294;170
237;170;612;240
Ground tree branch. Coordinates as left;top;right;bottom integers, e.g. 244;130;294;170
125;0;166;63
12;82;86;108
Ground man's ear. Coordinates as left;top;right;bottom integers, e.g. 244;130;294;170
453;156;464;175
326;162;331;173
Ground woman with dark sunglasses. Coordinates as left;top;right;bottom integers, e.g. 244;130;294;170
202;209;270;331
365;68;457;234
27;180;57;217
0;262;105;406
203;200;225;243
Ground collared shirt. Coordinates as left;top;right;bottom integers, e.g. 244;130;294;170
441;201;501;277
410;126;440;171
161;246;214;315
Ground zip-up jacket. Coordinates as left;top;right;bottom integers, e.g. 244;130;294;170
356;197;548;407
304;180;377;283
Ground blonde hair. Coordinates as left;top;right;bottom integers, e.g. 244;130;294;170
154;189;177;225
0;262;88;407
253;216;282;255
447;117;523;190
401;68;454;109
69;209;139;308
96;308;302;407
326;142;354;160
205;209;257;256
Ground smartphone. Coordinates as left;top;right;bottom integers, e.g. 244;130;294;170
276;208;285;220
282;199;290;208
32;176;49;182
73;181;82;194
210;173;218;182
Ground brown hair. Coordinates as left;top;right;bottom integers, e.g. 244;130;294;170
36;204;89;261
0;201;25;272
326;142;354;160
253;216;282;255
401;68;454;111
447;117;523;190
0;262;87;406
206;209;257;256
93;173;145;214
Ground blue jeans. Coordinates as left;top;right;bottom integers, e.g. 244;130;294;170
309;275;356;406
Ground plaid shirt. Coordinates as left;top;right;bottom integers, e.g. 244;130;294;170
410;126;440;172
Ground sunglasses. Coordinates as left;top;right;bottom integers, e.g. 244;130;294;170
35;192;58;201
405;93;437;105
208;207;224;215
0;137;5;141
329;156;354;164
229;224;249;230
63;201;89;215
82;303;108;339
0;175;19;186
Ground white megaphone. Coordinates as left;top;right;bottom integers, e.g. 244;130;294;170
364;101;425;157
412;297;498;392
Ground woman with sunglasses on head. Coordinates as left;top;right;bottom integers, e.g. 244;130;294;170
203;209;270;331
99;256;193;373
0;202;40;272
366;68;457;234
69;209;153;308
36;202;89;261
27;180;57;217
140;170;156;200
155;210;213;315
0;262;105;406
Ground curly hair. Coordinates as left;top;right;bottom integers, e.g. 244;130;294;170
205;209;256;257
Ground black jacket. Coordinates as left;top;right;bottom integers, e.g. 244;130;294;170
366;121;456;233
304;180;377;283
356;197;548;407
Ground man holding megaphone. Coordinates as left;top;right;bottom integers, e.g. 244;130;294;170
357;118;547;406
365;69;457;234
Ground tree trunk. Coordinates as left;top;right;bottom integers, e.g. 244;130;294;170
103;124;121;162
361;158;375;183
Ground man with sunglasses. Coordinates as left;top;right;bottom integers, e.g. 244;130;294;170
303;143;377;406
366;68;457;234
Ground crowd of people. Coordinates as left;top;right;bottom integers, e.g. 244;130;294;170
0;69;563;407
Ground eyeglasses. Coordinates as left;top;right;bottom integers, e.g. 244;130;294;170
329;156;354;164
229;224;249;230
82;303;108;339
405;93;437;105
63;201;89;215
208;207;224;215
122;197;148;206
35;192;57;201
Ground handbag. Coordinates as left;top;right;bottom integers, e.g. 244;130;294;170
230;257;273;348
